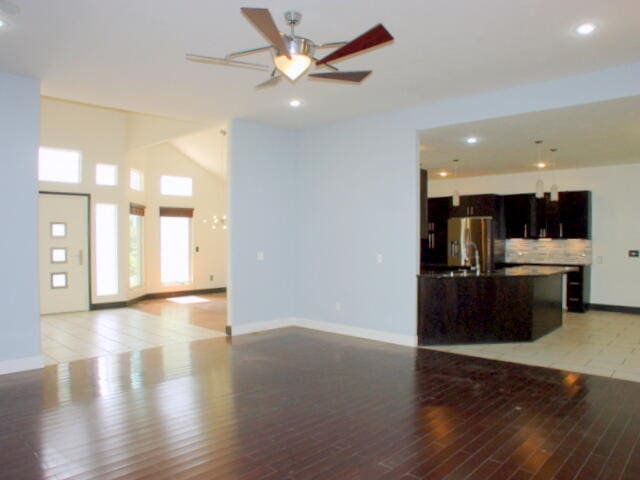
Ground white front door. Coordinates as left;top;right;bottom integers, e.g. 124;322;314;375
39;193;90;314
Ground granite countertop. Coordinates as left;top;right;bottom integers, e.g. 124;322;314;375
420;265;577;279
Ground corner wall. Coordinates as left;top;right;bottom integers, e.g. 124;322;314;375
0;73;42;372
227;120;297;331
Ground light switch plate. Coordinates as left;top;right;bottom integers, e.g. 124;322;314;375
257;251;264;261
376;253;383;264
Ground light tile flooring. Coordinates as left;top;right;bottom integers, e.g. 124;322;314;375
425;310;640;383
41;295;226;365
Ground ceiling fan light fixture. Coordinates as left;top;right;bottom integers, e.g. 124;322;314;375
274;53;312;81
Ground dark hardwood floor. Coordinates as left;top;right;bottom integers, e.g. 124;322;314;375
1;327;639;479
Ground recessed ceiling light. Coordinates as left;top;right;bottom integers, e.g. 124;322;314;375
439;171;449;177
465;137;478;144
576;23;596;35
536;162;547;169
289;99;302;108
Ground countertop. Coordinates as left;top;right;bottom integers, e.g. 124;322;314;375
420;265;577;279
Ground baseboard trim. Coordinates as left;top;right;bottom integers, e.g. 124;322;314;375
0;355;44;376
90;287;227;310
231;317;417;348
232;318;297;336
588;303;640;315
296;318;418;347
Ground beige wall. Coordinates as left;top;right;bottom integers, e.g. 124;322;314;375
39;97;227;305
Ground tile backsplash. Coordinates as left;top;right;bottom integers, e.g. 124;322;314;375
505;239;592;265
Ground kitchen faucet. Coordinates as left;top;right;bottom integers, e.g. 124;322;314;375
466;241;481;273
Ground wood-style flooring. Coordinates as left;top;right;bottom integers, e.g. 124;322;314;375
2;327;640;479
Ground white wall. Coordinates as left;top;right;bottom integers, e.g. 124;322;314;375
0;73;42;372
39;98;227;305
428;164;640;308
228;120;297;330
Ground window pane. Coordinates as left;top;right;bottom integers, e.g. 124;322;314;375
160;175;193;197
160;216;191;285
50;222;66;238
51;248;67;263
130;169;143;191
39;147;81;183
95;203;118;296
51;273;67;289
96;163;117;186
129;215;143;288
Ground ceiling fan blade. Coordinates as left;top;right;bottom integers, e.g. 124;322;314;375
256;75;282;89
316;24;393;65
185;54;270;71
308;71;372;83
241;8;290;59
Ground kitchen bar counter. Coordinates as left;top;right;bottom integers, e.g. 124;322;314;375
418;266;565;345
421;265;577;278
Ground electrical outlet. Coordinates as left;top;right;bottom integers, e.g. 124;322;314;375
257;251;264;261
195;246;200;253
335;302;342;312
209;274;214;281
376;253;383;264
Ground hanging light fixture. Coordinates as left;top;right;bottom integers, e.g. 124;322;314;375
549;148;559;202
534;140;545;199
452;159;460;207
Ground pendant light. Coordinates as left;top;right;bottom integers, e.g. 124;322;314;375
534;140;544;199
549;148;559;202
452;159;460;207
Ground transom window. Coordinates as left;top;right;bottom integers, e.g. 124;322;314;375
96;164;117;186
38;147;81;184
160;175;193;197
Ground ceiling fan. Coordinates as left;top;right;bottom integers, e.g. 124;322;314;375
186;7;394;88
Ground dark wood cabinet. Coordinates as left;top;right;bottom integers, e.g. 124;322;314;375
559;191;591;239
504;193;536;238
450;194;501;218
423;196;451;265
536;194;560;238
505;191;590;239
420;170;428;239
566;266;591;312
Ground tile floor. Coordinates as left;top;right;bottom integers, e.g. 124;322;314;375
41;294;227;365
425;309;640;383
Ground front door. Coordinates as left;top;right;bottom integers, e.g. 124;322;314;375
39;193;90;314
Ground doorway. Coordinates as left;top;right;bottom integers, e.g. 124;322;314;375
38;192;90;314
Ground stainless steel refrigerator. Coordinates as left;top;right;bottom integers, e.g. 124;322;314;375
447;217;494;272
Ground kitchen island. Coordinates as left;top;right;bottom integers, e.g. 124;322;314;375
418;266;574;345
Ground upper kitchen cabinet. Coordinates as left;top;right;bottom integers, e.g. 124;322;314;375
559;191;591;239
423;196;451;265
504;193;537;239
450;194;502;218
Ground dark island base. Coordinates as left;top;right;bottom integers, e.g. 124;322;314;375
418;272;563;345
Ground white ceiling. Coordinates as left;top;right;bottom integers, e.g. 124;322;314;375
420;96;640;178
1;1;640;128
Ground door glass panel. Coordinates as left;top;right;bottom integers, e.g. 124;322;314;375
95;203;119;296
51;222;67;238
51;273;68;289
51;248;67;263
160;216;191;285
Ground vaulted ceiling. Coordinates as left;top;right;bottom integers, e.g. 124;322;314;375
1;0;640;128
